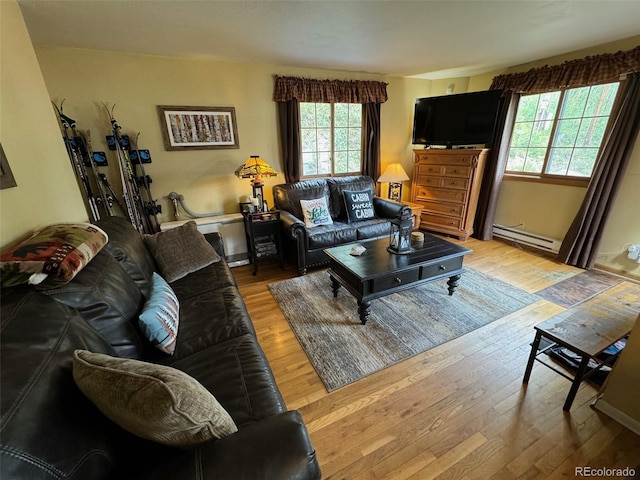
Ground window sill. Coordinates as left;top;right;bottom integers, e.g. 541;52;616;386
503;173;590;188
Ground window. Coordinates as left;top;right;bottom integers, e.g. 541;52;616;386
505;82;620;182
300;102;362;177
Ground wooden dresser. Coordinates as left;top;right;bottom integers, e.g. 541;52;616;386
411;148;489;241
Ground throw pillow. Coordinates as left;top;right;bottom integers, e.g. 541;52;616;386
143;221;221;283
138;272;180;355
72;350;238;446
343;189;375;223
300;197;333;228
0;223;108;287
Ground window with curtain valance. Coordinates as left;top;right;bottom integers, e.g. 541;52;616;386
274;76;388;183
475;45;640;270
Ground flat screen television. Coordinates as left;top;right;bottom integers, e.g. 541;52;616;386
412;90;502;148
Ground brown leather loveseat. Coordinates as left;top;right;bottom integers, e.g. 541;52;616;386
273;175;411;275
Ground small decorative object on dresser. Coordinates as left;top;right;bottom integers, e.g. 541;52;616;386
411;148;489;240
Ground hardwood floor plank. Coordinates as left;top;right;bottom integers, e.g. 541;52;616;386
232;237;640;479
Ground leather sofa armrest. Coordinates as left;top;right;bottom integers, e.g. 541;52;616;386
373;197;412;219
204;232;225;257
116;410;321;480
279;210;307;240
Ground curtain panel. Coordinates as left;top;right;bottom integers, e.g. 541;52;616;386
490;46;640;93
557;74;640;269
473;91;518;240
273;76;388;104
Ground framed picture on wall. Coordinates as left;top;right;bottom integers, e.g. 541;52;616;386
0;143;17;189
157;105;240;150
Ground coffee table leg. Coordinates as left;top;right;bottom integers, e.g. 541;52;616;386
447;274;461;296
357;300;371;325
330;275;341;298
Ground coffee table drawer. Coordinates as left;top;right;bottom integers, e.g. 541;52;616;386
421;257;464;279
371;268;421;293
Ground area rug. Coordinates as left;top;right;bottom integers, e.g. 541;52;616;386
268;268;540;391
535;269;623;309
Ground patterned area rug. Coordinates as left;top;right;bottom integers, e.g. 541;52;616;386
268;268;540;391
535;269;623;309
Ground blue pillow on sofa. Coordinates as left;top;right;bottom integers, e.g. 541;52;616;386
343;189;375;223
139;272;180;355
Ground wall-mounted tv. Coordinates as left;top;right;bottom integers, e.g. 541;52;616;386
412;90;502;149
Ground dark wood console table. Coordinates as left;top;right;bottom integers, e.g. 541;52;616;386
324;235;472;324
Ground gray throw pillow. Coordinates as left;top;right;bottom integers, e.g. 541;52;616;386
144;221;221;282
72;350;237;446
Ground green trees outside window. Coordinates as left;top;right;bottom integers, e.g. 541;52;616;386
506;82;619;180
300;102;362;177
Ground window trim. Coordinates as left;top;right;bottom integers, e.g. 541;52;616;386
299;102;363;179
504;81;620;185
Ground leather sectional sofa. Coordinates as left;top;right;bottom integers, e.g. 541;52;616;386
1;216;320;480
273;175;411;275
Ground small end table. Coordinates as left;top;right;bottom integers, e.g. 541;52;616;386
243;210;284;275
523;307;635;411
402;201;424;230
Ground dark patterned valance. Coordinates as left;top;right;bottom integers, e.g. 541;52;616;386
273;75;388;103
490;46;640;93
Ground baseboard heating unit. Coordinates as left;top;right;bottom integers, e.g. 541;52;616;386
493;224;562;254
161;214;250;267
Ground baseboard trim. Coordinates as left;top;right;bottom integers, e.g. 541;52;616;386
592;397;640;435
594;263;640;284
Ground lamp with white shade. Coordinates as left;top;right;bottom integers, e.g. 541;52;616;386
377;163;409;202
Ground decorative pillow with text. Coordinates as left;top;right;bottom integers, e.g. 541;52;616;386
343;189;375;223
300;197;333;228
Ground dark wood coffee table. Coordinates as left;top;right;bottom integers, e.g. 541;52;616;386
324;235;472;325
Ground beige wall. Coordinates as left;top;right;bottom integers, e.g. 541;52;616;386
0;0;87;247
594;315;640;432
31;47;430;225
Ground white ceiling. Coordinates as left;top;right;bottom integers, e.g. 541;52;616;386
17;0;640;79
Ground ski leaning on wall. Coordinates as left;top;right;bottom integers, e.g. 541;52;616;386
53;101;113;221
101;103;159;234
130;133;161;233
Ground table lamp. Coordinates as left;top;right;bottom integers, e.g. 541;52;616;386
234;155;277;211
377;163;409;202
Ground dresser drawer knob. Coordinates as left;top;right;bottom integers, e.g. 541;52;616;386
395;277;402;284
439;265;446;271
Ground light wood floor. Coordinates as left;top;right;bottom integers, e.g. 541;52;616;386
232;236;640;479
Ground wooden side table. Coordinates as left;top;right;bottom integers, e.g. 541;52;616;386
523;303;635;411
243;211;284;275
403;201;424;230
